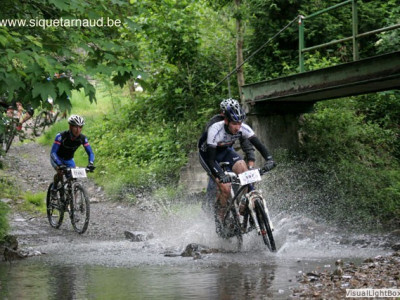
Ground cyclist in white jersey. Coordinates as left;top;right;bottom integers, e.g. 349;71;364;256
202;98;255;212
198;102;276;223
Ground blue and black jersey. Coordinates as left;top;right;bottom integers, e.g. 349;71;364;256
50;130;94;166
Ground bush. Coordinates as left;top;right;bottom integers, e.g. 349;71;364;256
297;98;400;230
0;202;9;241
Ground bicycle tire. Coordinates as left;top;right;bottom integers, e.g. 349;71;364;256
33;111;48;136
51;111;59;125
255;199;276;252
4;126;15;153
0;132;7;153
46;183;64;228
70;183;90;234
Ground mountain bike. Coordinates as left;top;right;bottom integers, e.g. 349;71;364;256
46;167;93;234
0;115;29;153
33;108;59;137
217;163;276;252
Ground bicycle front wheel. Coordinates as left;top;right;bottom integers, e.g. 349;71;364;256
33;111;47;136
255;199;276;252
46;183;64;228
70;183;90;234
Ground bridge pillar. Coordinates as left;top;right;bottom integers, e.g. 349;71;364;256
247;112;303;159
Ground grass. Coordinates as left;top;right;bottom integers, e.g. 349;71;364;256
20;191;47;214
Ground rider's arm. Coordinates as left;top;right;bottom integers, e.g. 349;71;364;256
249;135;272;161
50;134;63;166
205;146;225;179
83;137;95;164
239;136;256;163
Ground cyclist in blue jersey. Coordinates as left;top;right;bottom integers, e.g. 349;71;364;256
198;102;276;226
50;115;95;197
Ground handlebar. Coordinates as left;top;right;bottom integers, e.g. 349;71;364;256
224;166;271;184
59;166;95;173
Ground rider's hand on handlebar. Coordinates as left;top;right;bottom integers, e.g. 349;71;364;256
58;164;67;171
264;158;276;171
218;174;232;184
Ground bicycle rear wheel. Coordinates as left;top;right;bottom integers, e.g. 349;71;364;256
0;132;7;153
255;199;276;252
46;183;64;228
33;111;47;136
70;183;90;234
215;206;243;251
5;129;15;153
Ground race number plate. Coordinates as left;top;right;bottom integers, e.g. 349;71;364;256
238;169;261;185
71;168;87;178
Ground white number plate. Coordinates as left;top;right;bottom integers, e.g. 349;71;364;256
238;169;261;185
71;168;87;178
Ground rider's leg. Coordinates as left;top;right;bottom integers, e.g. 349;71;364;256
232;159;247;174
215;179;231;221
50;159;63;199
204;176;217;212
232;159;255;192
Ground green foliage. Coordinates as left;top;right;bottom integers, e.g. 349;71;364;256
0;0;142;111
245;0;396;79
298;98;400;229
0;172;18;239
86;98;193;192
21;191;47;214
0;202;9;241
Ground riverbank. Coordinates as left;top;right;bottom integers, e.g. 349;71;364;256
291;251;400;298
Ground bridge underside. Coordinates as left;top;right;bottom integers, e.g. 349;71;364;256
242;51;400;114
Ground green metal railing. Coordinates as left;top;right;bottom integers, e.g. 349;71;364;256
298;0;400;72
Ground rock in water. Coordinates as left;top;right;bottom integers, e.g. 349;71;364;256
124;231;153;242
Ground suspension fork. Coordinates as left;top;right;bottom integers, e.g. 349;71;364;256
247;198;262;234
261;198;274;231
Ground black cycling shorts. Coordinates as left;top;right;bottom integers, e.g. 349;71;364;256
199;147;243;176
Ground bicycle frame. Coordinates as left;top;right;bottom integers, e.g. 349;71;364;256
46;167;91;234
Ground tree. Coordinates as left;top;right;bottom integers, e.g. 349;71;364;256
206;0;250;102
0;0;142;111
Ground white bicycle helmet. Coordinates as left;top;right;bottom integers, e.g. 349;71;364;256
68;115;85;126
220;98;239;112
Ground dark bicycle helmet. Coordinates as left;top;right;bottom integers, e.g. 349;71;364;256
68;115;85;126
225;103;246;122
220;98;239;112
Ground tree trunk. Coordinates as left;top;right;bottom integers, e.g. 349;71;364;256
235;0;245;103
